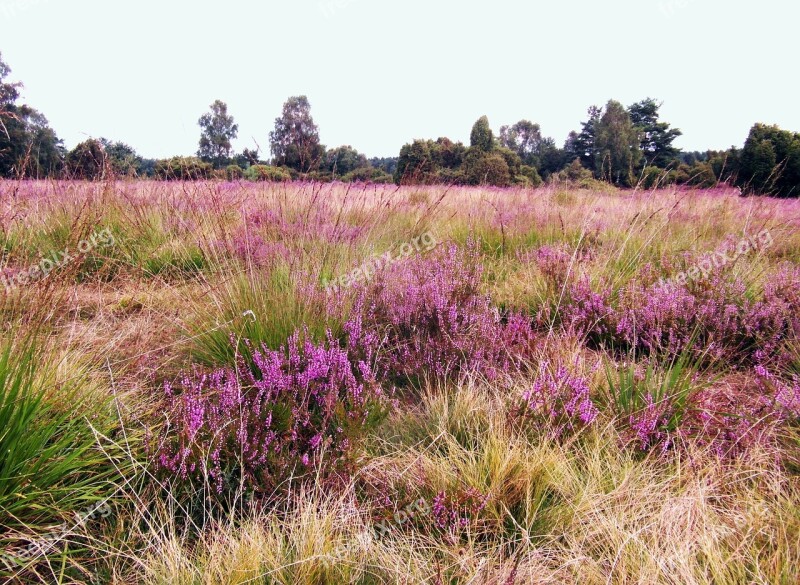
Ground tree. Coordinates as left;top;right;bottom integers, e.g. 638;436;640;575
0;52;63;178
628;98;682;168
395;139;436;184
567;105;602;171
737;124;800;197
269;96;324;173
463;148;511;187
198;100;238;168
101;139;144;177
324;145;369;177
66;139;108;180
470;116;494;152
499;120;543;166
594;100;642;187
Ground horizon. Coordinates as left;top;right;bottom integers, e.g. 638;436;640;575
2;0;798;159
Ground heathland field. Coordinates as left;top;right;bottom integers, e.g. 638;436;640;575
0;180;799;584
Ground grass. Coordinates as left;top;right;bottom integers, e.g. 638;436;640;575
0;179;798;583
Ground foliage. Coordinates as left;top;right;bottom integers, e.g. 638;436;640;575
155;329;388;497
245;164;292;182
463;149;512;186
0;52;63;178
66;139;108;180
594;100;642;187
341;166;393;183
469;115;494;152
324;145;369;177
629;98;682;169
154;156;213;180
269;95;325;173
499;119;543;166
100;139;144;177
197;99;239;168
737;123;800;197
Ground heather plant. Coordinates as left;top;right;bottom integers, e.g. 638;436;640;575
155;327;389;499
351;239;536;387
514;362;600;439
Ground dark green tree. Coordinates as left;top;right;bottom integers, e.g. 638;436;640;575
66;139;108;180
269;96;325;173
198;100;238;168
395;139;437;184
100;139;144;177
0;52;63;178
566;106;602;171
463;148;511;186
629;98;682;168
470;116;494;152
737;124;800;197
324;145;369;177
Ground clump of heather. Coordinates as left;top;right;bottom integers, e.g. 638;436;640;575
755;366;800;422
515;363;599;438
616;281;697;357
560;277;617;344
430;488;489;535
353;239;536;387
557;263;800;365
154;329;388;497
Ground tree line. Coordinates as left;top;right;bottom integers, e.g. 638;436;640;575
1;52;798;197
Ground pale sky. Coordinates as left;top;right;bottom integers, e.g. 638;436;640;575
1;0;797;159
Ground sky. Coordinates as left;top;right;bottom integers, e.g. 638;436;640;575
1;0;798;159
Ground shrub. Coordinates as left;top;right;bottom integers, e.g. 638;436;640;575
517;164;543;187
351;240;535;387
154;156;213;180
225;164;244;180
155;329;389;498
464;150;512;187
341;167;393;184
245;164;292;182
515;363;599;438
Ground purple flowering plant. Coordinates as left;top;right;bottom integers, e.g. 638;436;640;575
154;325;390;498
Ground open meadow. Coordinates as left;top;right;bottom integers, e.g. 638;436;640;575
0;180;799;584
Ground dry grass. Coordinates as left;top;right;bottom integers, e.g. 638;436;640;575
0;179;798;584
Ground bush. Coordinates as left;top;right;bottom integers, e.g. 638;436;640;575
155;329;388;498
154;156;213;180
65;139;108;180
517;165;543;187
341;167;393;184
245;164;292;182
641;165;667;189
464;150;512;187
548;159;593;184
351;241;535;387
225;164;244;180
